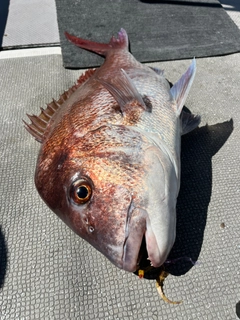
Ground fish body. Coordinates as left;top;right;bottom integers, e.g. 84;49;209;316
25;29;200;272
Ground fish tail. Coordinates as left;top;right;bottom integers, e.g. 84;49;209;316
65;28;128;56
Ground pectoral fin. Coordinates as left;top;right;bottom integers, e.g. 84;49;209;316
170;59;196;116
98;69;147;124
181;111;201;135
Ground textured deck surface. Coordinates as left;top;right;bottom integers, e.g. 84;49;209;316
0;1;240;319
1;0;59;48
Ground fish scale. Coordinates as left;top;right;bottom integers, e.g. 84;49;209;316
129;71;179;154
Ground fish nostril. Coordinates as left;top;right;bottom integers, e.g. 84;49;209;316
88;226;94;233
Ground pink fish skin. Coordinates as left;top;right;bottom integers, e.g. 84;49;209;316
25;29;200;272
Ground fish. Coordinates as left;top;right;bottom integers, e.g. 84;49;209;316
24;28;200;273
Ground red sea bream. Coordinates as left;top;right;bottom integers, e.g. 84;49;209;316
25;29;200;272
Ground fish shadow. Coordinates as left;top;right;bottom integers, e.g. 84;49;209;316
0;226;8;288
166;119;234;276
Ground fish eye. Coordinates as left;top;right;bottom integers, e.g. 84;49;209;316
70;179;92;205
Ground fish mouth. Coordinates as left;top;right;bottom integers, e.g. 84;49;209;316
122;230;163;273
122;207;164;272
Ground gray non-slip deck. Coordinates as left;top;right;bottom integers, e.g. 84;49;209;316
1;0;59;49
0;52;240;319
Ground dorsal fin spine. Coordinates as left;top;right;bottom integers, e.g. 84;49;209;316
40;107;51;120
27;114;47;128
24;68;97;143
45;104;55;114
23;120;44;142
52;99;60;109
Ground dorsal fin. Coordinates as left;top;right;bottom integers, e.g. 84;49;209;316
24;68;96;143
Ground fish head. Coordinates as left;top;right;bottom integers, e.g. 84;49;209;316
35;124;146;271
35;122;179;272
35;123;177;272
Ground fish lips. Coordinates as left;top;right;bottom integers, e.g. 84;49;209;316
122;207;164;272
122;206;146;272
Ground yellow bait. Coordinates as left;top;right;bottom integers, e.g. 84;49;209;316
156;270;182;304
